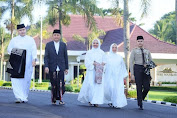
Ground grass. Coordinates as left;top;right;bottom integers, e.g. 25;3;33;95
35;87;49;90
145;90;177;101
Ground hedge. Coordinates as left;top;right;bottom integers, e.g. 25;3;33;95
163;96;177;104
35;82;49;87
48;84;74;92
150;86;177;91
2;82;12;87
127;90;137;98
0;80;4;86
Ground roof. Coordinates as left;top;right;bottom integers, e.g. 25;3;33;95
33;15;177;54
117;25;177;54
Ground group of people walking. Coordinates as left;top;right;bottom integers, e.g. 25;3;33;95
78;39;128;109
7;23;152;110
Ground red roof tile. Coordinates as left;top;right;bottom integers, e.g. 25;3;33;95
34;15;177;54
118;25;177;54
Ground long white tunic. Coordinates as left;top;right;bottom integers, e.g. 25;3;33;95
7;35;37;101
104;53;128;108
78;49;106;104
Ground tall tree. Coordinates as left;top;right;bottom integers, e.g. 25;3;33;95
0;0;34;39
176;0;177;45
46;0;103;40
113;0;151;89
149;12;176;44
0;28;5;81
73;29;105;50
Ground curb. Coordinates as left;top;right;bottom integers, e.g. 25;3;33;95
127;98;177;107
1;86;176;107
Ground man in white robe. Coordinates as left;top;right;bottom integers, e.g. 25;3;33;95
7;24;37;103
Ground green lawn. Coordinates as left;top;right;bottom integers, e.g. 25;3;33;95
34;87;49;90
145;90;177;101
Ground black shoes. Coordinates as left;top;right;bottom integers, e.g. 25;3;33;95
139;105;144;110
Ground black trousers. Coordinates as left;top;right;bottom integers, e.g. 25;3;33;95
49;71;65;102
134;64;150;106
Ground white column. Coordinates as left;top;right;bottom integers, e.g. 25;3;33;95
32;67;35;90
3;62;6;82
154;67;157;86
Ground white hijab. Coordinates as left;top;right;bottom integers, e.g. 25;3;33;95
91;39;101;51
106;43;128;79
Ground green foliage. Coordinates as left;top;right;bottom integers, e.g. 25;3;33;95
32;79;50;82
162;82;177;84
0;80;4;86
35;82;49;87
149;11;176;44
65;84;73;92
0;0;34;32
71;75;83;86
2;82;12;87
163;96;177;103
127;90;137;98
48;86;51;90
46;0;103;31
150;86;177;91
73;28;105;50
74;88;80;93
80;65;86;69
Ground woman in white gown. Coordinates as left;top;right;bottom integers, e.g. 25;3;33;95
78;39;106;107
104;43;128;108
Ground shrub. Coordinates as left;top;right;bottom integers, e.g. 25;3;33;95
150;86;177;91
35;82;49;87
163;96;177;104
2;82;12;87
162;82;177;84
0;80;4;86
48;86;51;90
127;90;137;98
65;85;73;92
74;88;80;93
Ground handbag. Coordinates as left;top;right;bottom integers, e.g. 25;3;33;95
94;62;104;84
144;61;156;75
6;48;26;78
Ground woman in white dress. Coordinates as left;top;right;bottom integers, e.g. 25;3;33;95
104;43;128;108
78;39;106;107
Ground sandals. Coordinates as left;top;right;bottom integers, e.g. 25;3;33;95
59;101;65;105
52;102;56;105
88;102;93;106
108;103;113;107
94;104;98;107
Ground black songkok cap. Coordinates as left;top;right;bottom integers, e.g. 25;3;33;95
137;36;144;40
53;29;60;34
17;24;25;29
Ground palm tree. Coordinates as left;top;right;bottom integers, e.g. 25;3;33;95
0;0;34;39
0;28;5;81
73;29;105;50
176;0;177;45
111;0;151;89
46;0;103;40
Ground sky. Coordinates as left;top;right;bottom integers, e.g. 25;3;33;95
97;0;175;31
0;0;175;32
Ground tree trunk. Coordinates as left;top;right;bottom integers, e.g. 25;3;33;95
176;0;177;45
59;0;63;41
11;0;15;39
123;0;130;90
39;0;43;83
0;30;4;80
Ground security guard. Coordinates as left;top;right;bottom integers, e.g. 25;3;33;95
129;36;152;110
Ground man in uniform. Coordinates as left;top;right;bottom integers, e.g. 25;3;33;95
7;24;37;103
44;29;68;105
129;36;152;110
